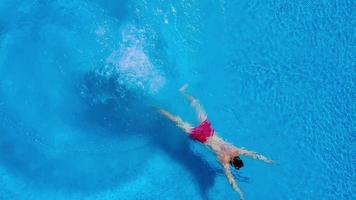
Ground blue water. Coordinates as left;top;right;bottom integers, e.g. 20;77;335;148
0;0;355;199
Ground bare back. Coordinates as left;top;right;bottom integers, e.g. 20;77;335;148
205;134;238;163
157;84;272;200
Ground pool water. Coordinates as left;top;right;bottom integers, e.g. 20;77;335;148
0;0;355;199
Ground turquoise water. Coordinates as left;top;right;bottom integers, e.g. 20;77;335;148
0;0;355;199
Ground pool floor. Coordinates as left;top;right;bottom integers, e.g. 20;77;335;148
0;0;355;199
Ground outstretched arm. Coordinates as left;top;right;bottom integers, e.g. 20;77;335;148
238;148;273;163
223;162;244;200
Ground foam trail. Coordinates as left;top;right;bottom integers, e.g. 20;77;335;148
105;25;165;94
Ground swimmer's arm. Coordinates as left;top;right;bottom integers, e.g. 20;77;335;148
222;162;244;200
237;148;273;163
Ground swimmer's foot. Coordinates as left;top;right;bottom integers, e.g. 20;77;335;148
179;84;189;93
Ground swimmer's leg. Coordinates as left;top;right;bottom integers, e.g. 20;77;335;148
179;84;207;123
157;108;193;134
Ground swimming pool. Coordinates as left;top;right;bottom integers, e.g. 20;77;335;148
0;0;354;199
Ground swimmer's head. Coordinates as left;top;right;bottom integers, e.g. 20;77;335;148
230;156;244;170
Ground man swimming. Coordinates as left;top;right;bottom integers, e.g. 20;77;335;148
157;84;272;200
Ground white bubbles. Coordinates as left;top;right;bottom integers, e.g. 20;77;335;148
105;25;165;94
95;26;107;37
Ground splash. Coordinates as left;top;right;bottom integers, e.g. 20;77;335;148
105;25;165;94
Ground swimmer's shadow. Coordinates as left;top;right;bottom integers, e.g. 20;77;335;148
79;70;232;198
150;119;217;199
150;116;251;199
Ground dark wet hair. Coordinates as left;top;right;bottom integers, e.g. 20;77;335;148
230;156;244;170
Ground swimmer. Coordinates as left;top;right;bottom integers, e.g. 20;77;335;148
157;84;273;200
